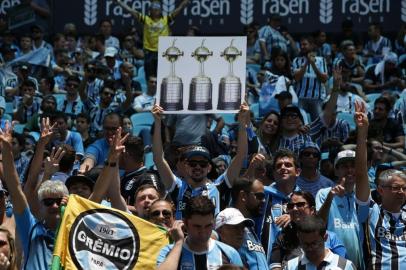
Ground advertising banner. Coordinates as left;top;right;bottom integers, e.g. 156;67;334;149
1;1;404;35
156;36;246;114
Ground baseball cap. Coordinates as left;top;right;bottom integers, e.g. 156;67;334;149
300;141;320;154
150;2;162;10
280;105;304;123
215;208;254;230
104;47;117;58
334;150;356;168
65;175;96;191
184;146;211;160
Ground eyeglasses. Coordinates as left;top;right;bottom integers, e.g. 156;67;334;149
286;202;308;210
42;198;62;207
188;160;209;168
250;192;266;200
282;113;299;119
150;210;173;218
301;152;320;158
381;185;406;192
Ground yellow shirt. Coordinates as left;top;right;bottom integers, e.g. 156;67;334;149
140;15;172;52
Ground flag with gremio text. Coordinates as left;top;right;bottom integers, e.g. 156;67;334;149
52;195;169;270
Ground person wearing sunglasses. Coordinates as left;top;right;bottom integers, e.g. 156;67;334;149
296;142;334;198
152;104;250;220
231;178;268;270
1;121;70;269
148;199;175;230
270;191;347;270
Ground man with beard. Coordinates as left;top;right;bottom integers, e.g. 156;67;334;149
231;178;269;269
24;95;57;133
152;104;249;219
354;100;406;269
315;148;368;269
57;75;84;120
292;36;328;120
78;61;104;104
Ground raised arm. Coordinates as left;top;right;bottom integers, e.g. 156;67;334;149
354;101;370;202
322;66;340;124
23;117;56;214
115;0;141;21
89;127;128;204
0;122;28;214
152;105;176;190
226;103;249;186
169;0;189;19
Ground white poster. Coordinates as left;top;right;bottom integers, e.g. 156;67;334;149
156;36;247;114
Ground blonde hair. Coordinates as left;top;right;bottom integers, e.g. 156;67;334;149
37;180;69;201
0;226;17;270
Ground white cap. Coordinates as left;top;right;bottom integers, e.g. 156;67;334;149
334;150;356;168
104;47;117;58
215;208;254;230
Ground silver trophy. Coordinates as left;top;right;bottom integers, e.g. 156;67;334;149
188;39;213;110
218;39;242;110
160;39;184;111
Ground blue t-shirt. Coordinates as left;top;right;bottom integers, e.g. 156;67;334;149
15;207;55;270
53;130;84;157
316;187;369;269
157;239;243;269
239;226;269;270
84;138;110;166
296;173;335;198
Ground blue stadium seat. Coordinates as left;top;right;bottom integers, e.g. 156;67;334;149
135;66;147;93
144;152;155;169
219;113;237;125
366;93;381;107
250;102;259;119
13;123;25;134
5;102;13;115
337;112;356;131
28;131;40;141
131;112;154;136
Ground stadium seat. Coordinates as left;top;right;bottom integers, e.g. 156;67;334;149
337;112;356;131
131;112;154;136
5;102;13;115
144;152;155;169
219;113;237;125
28;131;40;141
366;93;381;107
250;102;259;119
135;66;147;93
13;123;25;134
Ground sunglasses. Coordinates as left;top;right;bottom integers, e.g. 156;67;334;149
301;152;320;158
103;126;119;131
286;202;308;210
188;160;209;168
42;198;62;207
150;210;173;218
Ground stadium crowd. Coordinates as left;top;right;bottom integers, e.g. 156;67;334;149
0;0;406;269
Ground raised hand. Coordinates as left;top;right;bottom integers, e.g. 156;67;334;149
0;121;13;149
0;252;10;270
332;65;342;90
39;117;57;145
168;220;185;243
329;181;346;197
237;102;250;127
107;127;129;162
43;147;66;177
151;104;164;122
354;101;368;129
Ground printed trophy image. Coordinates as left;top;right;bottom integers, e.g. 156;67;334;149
160;39;184;111
188;39;213;110
217;39;242;110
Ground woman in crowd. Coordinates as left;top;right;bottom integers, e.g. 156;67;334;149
270;191;347;270
256;110;280;155
0;226;17;270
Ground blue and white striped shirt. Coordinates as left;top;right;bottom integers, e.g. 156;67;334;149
278;134;313;156
157;239;243;269
309;116;350;146
358;199;406;269
292;56;328;100
285;250;356;270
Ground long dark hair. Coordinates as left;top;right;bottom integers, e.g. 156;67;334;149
270;48;292;79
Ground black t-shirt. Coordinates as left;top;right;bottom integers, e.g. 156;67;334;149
369;118;404;143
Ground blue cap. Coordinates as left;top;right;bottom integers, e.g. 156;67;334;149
184;146;211;160
150;2;161;9
299;141;320;154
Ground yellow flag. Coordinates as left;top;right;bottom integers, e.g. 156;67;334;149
53;195;169;270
